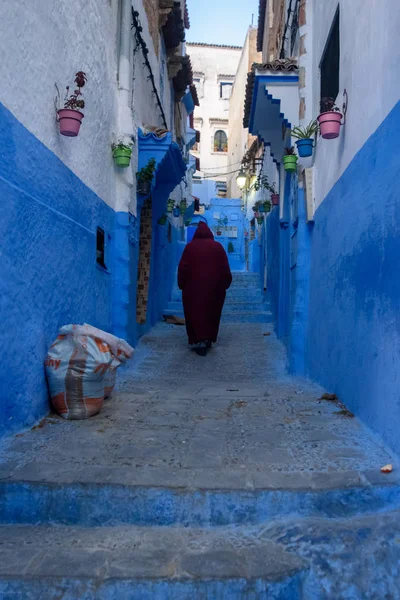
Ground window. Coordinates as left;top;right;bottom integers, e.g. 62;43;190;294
214;130;228;153
193;75;204;98
320;8;340;102
96;227;107;269
220;82;233;100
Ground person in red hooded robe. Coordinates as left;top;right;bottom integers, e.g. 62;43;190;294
178;222;232;355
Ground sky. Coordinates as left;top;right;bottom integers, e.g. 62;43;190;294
186;0;260;47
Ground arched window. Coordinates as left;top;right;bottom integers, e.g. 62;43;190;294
214;130;228;153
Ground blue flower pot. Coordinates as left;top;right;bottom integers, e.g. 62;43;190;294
259;205;265;213
295;138;314;158
173;208;181;217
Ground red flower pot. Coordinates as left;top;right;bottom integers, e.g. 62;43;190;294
317;111;343;139
271;194;279;206
58;109;84;137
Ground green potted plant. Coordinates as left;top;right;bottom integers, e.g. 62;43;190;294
317;97;343;139
282;146;298;172
252;201;260;213
291;120;318;157
256;213;264;225
216;218;225;236
228;241;234;253
167;198;175;213
158;214;168;225
112;136;133;168
262;200;272;212
179;198;187;215
137;158;156;196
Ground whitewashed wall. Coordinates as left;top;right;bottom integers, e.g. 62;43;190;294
0;0;120;208
305;0;400;208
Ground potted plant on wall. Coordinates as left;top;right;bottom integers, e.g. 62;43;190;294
228;241;235;253
269;182;279;206
158;214;168;226
282;146;298;172
256;213;264;226
167;198;175;213
291;120;318;157
112;137;133;168
317;97;343;139
252;201;260;213
137;158;156;196
179;198;187;215
173;204;181;218
262;200;272;213
57;71;87;137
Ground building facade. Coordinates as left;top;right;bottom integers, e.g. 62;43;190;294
243;0;400;454
227;28;261;199
0;0;197;439
188;42;242;203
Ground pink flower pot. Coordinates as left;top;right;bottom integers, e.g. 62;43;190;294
58;109;84;137
317;111;343;139
271;194;279;206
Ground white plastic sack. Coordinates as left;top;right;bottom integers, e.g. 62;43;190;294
45;325;113;419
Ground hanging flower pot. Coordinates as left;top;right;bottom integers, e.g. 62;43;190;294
282;147;298;172
173;207;181;218
263;200;271;213
167;199;175;213
57;71;87;137
216;230;222;236
295;139;314;157
271;194;279;206
112;144;132;168
180;200;187;215
291;120;318;157
58;109;84;137
259;204;265;213
317;112;342;139
257;216;264;225
158;214;168;226
317;98;343;139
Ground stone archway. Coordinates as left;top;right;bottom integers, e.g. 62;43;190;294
136;197;152;325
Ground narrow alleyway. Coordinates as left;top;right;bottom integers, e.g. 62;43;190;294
0;274;400;598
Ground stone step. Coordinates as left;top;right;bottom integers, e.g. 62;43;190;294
1;479;400;527
2;510;400;598
0;524;304;599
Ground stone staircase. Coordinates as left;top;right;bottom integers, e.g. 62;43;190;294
164;271;273;324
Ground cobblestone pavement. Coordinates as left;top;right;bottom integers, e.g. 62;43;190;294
0;321;396;490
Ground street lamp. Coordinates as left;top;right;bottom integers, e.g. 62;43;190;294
236;169;247;190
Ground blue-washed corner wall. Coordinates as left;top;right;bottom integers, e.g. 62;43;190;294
0;102;114;439
307;100;400;454
134;131;187;341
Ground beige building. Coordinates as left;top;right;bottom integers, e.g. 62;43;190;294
188;42;242;203
227;27;261;198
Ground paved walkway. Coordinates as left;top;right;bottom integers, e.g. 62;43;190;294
0;322;394;489
1;284;400;597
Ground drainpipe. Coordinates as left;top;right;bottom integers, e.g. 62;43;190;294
112;0;135;343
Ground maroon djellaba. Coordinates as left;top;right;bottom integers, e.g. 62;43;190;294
178;222;232;356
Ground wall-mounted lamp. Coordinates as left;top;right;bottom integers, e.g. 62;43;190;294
236;169;247;190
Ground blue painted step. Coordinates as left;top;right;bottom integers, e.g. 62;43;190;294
2;481;400;527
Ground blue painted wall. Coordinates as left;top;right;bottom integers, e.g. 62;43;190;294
0;102;114;439
197;198;246;272
308;100;400;453
266;207;280;316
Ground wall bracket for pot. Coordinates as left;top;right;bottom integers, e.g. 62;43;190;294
341;89;348;125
